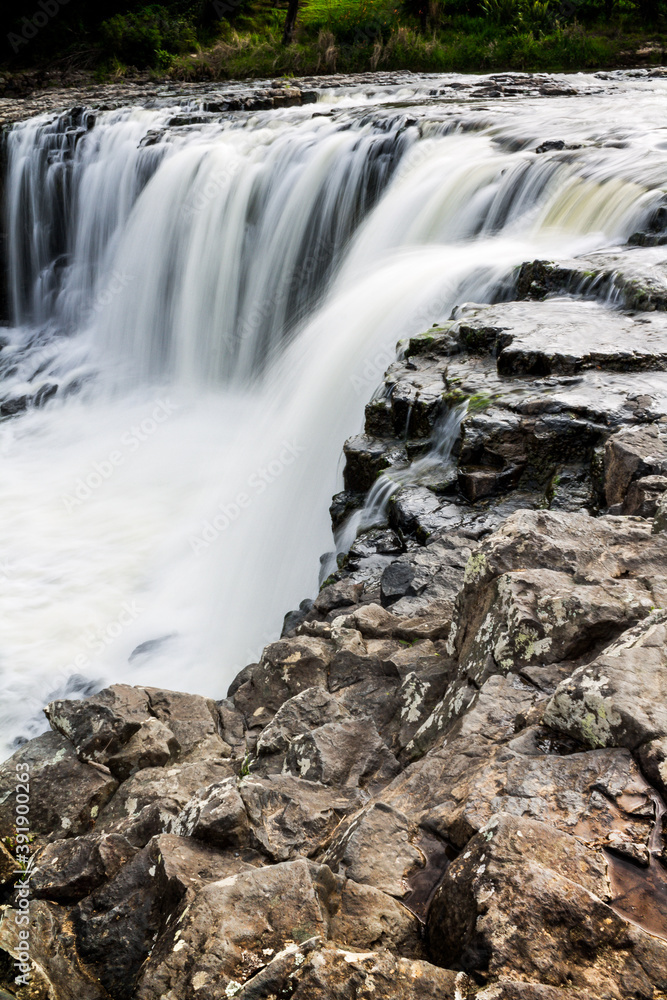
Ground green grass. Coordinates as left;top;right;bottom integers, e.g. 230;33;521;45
168;17;667;81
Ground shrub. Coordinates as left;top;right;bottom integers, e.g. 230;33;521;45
100;5;197;67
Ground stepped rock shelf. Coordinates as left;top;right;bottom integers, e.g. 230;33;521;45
2;245;667;999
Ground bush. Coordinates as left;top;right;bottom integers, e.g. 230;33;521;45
100;5;197;66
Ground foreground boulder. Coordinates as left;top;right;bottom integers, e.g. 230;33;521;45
2;496;667;1000
545;610;667;794
428;813;667;998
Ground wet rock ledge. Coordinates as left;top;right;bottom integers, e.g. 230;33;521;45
3;278;667;998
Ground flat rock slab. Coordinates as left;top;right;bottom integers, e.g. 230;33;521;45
453;297;667;376
515;247;667;311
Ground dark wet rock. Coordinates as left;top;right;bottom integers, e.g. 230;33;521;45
388;485;463;540
31;833;137;904
343;434;408;492
94;759;233;846
604;423;667;507
256;687;350;756
427;812;667;998
0;899;110;1000
176;773;366;862
133;858;428;1000
284;718;400;792
348;526;403;571
535;139;566;152
329;489;365;530
380;529;475;614
459;298;667;376
0;732;117;843
515;250;667;311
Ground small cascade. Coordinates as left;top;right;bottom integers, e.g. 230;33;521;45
335;402;468;559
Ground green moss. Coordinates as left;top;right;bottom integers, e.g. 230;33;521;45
467;392;493;413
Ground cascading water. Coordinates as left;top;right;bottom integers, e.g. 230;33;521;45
3;72;667;756
334;401;469;561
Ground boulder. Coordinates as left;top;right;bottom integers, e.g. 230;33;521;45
545;610;667;793
232;637;333;721
0;732;118;843
176;774;366;861
321;802;423;897
134;860;431;1000
449;509;667;686
0;900;111;1000
256;687;350;756
105;717;180;781
94;759;233;846
427;813;667;998
44;685;151;765
284;718;400;791
247;946;463;1000
622;474;667;517
604;424;667;507
74;833;256;1000
143;687;223;756
31;833;137;904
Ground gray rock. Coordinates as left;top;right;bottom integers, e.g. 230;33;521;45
284;718;400;791
142;687;223;756
256;687;350;756
94;759;233;846
427;812;667;998
232;637;333;721
45;684;151;765
74;833;255;1000
134;858;433;1000
176;773;366;862
31;833;137;904
0;900;110;1000
0;732;118;843
545;610;667;792
605;423;667;507
622;473;667;516
106;717;180;781
321;802;423;897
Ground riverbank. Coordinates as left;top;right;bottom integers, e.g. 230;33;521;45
1;21;666;96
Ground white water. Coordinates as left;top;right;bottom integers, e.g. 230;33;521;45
3;71;667;755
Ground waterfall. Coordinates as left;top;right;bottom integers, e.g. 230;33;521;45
2;74;667;755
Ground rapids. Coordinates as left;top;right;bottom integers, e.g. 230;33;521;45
2;70;667;755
